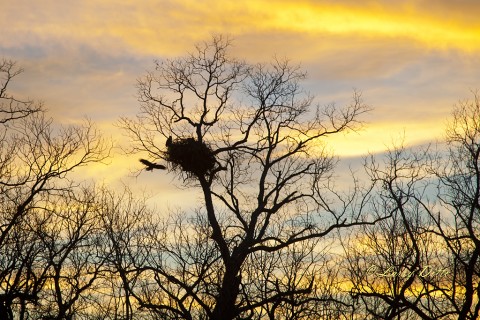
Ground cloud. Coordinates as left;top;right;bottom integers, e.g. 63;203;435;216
2;0;479;60
1;0;479;190
323;120;446;158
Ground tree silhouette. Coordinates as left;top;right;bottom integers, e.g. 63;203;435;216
0;58;110;319
344;92;480;320
0;59;41;124
120;35;378;320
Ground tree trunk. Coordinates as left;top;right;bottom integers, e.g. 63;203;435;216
211;263;242;320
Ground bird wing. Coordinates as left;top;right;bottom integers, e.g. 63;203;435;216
139;159;153;166
140;159;166;170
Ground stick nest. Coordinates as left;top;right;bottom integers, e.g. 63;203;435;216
165;137;216;176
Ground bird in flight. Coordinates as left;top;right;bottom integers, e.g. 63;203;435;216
139;159;166;171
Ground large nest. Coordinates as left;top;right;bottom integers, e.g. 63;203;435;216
165;137;216;177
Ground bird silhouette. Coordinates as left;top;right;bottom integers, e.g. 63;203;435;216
166;136;173;147
139;159;166;171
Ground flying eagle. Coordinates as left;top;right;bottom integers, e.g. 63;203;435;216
139;159;166;171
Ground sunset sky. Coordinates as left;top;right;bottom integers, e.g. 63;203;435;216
1;0;479;203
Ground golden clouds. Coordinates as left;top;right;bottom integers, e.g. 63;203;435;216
2;0;479;58
247;1;480;52
321;120;445;157
2;0;478;163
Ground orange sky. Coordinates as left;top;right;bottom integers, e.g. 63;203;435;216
1;0;479;202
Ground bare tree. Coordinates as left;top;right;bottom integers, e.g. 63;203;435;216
427;92;480;320
344;92;480;320
343;144;445;320
0;58;41;125
99;186;158;320
26;187;109;320
0;59;110;319
120;35;375;320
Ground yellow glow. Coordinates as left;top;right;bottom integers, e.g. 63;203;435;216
252;1;480;51
3;0;479;57
321;120;445;157
107;0;480;55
